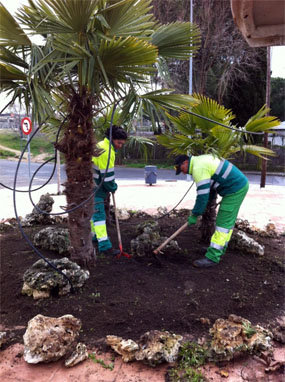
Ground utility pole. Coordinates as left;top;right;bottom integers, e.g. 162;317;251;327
260;46;271;188
189;0;193;95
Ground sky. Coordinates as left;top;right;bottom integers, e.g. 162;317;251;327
1;0;285;113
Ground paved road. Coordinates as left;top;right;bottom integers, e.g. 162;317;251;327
0;159;284;189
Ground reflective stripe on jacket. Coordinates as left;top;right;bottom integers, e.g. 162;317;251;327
92;138;117;197
189;154;248;216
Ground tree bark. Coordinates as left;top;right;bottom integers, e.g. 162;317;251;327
200;192;217;245
57;88;96;268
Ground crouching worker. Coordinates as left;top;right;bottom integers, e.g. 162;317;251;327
91;126;127;255
174;154;249;268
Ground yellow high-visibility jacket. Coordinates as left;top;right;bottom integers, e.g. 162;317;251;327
92;138;118;197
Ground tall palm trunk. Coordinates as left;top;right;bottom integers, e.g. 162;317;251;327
200;192;217;244
57;88;96;267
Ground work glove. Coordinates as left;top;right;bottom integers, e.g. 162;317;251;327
111;182;118;193
188;214;197;226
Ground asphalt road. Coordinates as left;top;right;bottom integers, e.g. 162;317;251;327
0;159;284;189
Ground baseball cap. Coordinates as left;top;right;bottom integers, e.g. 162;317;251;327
174;154;189;175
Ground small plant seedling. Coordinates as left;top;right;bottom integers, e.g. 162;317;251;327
242;322;257;338
88;353;114;370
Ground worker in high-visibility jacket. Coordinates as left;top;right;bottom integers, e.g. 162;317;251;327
91;126;127;255
174;154;249;268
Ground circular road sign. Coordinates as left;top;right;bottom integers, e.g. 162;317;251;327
21;117;32;135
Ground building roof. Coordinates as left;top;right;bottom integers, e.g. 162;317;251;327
231;0;285;47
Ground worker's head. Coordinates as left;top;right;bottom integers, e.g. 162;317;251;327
174;154;190;175
105;125;127;150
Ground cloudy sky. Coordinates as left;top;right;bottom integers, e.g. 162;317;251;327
1;0;285;112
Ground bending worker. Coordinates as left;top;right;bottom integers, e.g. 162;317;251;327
91;126;127;256
174;154;249;268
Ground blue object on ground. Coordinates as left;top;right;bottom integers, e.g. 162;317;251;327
145;165;157;185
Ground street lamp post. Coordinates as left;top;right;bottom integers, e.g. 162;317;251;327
260;46;271;188
189;0;193;95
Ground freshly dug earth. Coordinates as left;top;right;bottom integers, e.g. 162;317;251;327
1;214;284;348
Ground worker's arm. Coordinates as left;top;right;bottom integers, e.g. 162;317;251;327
188;168;212;225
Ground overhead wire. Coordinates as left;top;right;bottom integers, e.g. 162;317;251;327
9;103;118;292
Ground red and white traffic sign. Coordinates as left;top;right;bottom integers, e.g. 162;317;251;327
21;117;32;135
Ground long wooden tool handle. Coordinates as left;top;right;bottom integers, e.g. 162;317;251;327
112;193;122;247
153;222;188;254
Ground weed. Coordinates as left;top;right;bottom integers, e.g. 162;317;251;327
167;342;208;381
242;322;257;338
179;342;208;368
168;367;205;382
90;292;100;299
88;353;114;370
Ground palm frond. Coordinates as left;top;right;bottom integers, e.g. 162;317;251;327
0;47;29;68
141;90;199;110
17;0;98;35
102;0;155;38
239;144;277;158
245;105;280;132
126;134;154;161
0;3;31;45
0;63;27;81
151;22;201;59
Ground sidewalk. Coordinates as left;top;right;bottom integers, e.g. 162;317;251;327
1;179;285;232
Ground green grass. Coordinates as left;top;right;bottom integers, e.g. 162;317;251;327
122;160;173;169
0;149;18;159
0;131;55;157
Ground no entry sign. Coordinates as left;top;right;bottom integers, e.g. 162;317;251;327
21;117;32;135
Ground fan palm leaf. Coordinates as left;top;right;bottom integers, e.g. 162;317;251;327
0;3;31;45
151;22;200;59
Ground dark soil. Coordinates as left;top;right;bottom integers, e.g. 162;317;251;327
1;214;284;348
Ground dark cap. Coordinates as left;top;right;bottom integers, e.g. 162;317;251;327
174;154;189;175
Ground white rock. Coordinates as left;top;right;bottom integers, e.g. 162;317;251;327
117;208;130;220
230;230;264;256
64;342;88;367
23;314;81;364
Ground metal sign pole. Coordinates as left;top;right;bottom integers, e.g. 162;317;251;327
27;134;31;180
21;117;32;182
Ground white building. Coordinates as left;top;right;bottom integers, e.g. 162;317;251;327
268;121;285;146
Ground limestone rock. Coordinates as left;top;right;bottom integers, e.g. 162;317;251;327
23;314;81;364
22;194;55;226
117;208;130;220
230;229;264;256
136;330;183;366
235;219;278;238
107;330;183;366
33;227;70;254
106;335;139;362
64;342;88;367
0;332;7;348
209;314;273;361
131;221;183;257
22;257;89;299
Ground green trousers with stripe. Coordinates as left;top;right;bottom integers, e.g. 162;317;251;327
91;196;112;252
205;182;249;263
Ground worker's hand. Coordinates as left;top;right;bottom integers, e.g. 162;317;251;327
112;183;118;193
188;215;197;226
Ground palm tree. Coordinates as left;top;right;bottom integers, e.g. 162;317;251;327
0;0;200;267
157;93;279;242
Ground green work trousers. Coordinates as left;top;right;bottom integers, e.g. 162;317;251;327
90;196;112;252
205;182;249;263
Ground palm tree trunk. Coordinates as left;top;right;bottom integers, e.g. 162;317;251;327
57;88;96;268
200;192;217;244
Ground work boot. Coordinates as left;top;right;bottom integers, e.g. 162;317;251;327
101;248;120;256
193;258;218;268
